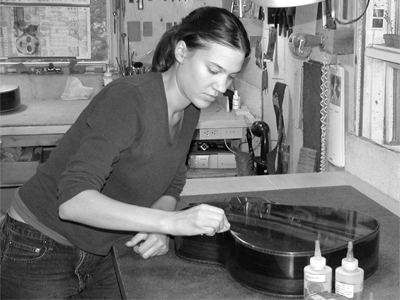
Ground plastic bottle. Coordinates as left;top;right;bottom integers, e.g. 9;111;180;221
335;241;364;300
103;64;113;86
304;240;332;299
226;97;230;112
232;90;240;110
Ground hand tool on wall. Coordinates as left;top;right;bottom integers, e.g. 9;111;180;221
112;0;118;34
120;33;127;75
138;0;144;10
258;6;264;21
121;0;126;17
113;10;117;34
265;26;277;61
274;8;293;37
286;7;294;36
274;8;285;36
261;68;268;121
255;40;262;68
127;37;131;74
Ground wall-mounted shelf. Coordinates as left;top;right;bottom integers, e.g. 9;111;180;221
365;45;400;64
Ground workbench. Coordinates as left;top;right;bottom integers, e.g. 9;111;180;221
113;172;399;300
0;98;250;136
0;98;250;212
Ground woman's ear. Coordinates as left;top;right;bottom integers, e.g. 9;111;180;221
175;40;187;64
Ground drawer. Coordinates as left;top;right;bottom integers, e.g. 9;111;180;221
0;161;39;185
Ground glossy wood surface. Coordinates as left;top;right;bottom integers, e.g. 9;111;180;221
175;197;380;297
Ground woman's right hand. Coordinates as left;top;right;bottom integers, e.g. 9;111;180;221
169;204;230;236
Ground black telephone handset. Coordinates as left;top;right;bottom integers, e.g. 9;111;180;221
251;121;270;175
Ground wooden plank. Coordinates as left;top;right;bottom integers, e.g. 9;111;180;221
1;134;63;147
365;46;400;64
0;99;90;129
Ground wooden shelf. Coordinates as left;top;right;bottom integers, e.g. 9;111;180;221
187;168;238;179
365;45;400;64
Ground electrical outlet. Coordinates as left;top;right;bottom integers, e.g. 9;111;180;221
210;129;219;137
199;129;220;139
221;128;242;139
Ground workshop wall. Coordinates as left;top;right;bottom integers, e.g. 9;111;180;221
234;4;324;174
123;0;224;62
234;2;399;202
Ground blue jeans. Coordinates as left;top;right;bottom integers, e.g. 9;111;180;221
0;214;122;299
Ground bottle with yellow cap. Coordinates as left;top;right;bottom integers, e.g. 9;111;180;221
335;241;364;300
304;240;332;299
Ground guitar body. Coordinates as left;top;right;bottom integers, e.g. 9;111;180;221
175;197;380;298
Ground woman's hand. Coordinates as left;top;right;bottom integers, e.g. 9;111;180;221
170;204;230;236
125;232;170;259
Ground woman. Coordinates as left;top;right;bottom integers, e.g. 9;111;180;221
1;6;251;299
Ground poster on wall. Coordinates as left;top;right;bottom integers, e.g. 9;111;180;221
0;0;91;59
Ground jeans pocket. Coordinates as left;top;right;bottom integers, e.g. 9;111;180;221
1;223;49;263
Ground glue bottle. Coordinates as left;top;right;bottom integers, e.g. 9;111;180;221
335;241;364;300
103;64;113;86
232;90;240;110
304;240;332;299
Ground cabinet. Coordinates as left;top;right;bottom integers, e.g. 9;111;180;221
1;98;88;187
1;135;61;186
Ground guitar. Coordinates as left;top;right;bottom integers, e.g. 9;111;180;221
175;197;380;298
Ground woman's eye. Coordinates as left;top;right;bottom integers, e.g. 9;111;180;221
208;68;218;75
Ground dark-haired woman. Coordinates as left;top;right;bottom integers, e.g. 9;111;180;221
1;6;251;299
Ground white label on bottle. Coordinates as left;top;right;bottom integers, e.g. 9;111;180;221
305;273;326;282
335;281;355;298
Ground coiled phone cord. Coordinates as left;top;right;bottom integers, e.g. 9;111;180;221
319;52;330;172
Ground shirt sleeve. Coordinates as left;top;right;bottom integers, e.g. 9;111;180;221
163;160;187;201
57;83;141;204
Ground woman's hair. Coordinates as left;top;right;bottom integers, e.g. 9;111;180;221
151;6;251;72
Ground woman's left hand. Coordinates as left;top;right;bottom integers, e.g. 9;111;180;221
125;232;170;259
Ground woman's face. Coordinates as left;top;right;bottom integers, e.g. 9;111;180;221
175;42;245;109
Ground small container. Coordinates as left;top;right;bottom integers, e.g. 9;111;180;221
226;96;230;112
232;90;240;110
304;240;332;299
335;241;364;300
103;64;113;86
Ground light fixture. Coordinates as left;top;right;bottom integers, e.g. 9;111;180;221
251;0;322;7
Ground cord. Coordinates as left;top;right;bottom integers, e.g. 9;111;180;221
335;0;370;25
224;139;236;154
319;52;330;173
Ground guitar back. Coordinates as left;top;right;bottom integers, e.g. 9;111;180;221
175;197;380;297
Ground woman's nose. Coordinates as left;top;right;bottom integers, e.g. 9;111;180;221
213;77;230;94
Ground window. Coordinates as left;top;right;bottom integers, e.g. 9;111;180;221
360;0;399;150
0;0;112;69
363;48;400;147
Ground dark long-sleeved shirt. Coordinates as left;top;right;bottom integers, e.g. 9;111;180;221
19;73;200;255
